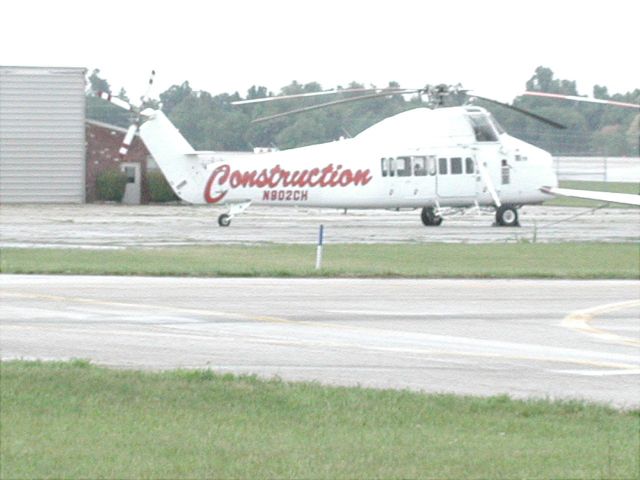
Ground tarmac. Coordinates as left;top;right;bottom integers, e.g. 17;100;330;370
0;203;638;248
1;202;638;408
1;275;639;408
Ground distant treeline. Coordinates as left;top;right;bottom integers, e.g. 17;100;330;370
86;66;640;156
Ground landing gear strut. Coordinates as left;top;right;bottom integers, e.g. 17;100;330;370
217;201;252;228
495;204;519;227
421;207;443;226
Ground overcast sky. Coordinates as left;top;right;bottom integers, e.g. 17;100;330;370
2;0;638;104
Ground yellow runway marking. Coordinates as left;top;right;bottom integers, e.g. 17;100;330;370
3;291;639;371
562;300;640;347
0;292;296;325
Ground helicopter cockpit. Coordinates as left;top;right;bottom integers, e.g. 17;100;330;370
466;109;505;142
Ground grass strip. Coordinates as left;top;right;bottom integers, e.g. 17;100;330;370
1;243;638;279
1;360;638;479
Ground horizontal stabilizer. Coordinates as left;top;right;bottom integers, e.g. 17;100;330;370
541;186;640;206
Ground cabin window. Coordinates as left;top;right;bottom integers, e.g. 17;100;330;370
427;156;437;176
465;157;475;174
450;157;463;175
438;158;448;175
388;158;396;176
381;158;390;177
413;156;427;176
397;156;412;177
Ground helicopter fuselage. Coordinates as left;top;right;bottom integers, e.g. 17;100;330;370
139;105;557;211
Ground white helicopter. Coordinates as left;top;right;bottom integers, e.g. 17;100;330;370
99;80;639;227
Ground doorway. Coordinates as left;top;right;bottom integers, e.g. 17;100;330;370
120;163;141;205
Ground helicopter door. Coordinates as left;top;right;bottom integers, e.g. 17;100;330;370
393;156;415;199
381;156;433;204
381;156;415;201
410;155;436;200
436;155;477;199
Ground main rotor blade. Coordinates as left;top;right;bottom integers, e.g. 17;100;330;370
523;91;640;109
233;87;407;106
97;91;134;111
472;95;567;129
251;89;416;123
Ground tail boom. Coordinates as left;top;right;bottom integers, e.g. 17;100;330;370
138;110;206;203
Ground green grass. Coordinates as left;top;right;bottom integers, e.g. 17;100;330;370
1;243;638;279
545;180;640;207
1;361;638;479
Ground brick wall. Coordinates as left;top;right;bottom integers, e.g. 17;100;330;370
85;121;150;203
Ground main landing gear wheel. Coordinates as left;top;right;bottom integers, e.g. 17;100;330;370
421;207;443;226
218;213;231;227
495;205;519;227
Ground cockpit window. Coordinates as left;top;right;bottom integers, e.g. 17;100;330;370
468;114;498;142
489;114;505;134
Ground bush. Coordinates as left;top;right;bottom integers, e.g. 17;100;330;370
147;170;179;202
96;169;127;202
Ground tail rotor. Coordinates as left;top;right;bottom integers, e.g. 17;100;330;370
95;70;157;160
118;123;139;159
140;70;156;105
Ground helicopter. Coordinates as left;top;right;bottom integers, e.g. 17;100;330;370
99;79;639;227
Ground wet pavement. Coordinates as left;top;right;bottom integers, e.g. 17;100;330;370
0;203;638;248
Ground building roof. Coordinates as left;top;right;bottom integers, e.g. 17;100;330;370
0;66;87;74
86;119;135;135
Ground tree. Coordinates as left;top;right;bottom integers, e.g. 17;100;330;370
246;85;269;100
88;66;638;156
85;69;131;127
160;81;193;115
526;66;577;95
87;69;110;94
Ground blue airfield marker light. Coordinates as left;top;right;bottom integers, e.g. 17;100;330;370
315;224;324;270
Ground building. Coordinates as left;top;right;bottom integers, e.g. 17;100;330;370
86;120;150;204
0;66;86;203
1;66;252;204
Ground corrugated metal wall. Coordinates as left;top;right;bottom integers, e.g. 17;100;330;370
0;66;86;203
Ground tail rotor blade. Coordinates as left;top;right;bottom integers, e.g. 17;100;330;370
97;91;134;111
141;70;156;103
118;124;138;159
